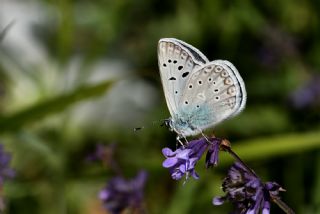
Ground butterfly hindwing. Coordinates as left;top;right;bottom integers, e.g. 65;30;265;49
178;60;246;133
216;60;246;117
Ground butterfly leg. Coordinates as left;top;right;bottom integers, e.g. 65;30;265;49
189;124;211;143
198;129;211;144
176;135;188;148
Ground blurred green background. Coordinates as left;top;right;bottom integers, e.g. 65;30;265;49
0;0;320;213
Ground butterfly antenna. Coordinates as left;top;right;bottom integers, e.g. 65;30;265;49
133;119;168;132
152;119;171;127
133;127;144;132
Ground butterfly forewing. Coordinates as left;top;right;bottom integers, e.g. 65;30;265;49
157;38;208;116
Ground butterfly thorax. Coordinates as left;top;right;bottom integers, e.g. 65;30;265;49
168;117;194;137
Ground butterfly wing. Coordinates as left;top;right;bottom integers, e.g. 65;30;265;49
215;60;246;116
157;38;209;117
177;60;246;135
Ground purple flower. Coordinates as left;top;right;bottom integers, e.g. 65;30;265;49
0;144;15;212
86;143;115;163
99;170;147;214
213;162;286;214
162;137;221;180
0;144;15;185
290;75;320;109
205;138;222;168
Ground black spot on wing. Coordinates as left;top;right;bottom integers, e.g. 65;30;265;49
182;72;189;78
169;77;176;80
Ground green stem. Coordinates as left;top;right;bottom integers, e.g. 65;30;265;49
271;195;295;214
221;143;258;177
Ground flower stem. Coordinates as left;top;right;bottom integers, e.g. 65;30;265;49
220;141;258;177
271;195;295;214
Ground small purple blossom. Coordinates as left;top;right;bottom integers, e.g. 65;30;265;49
86;143;115;163
0;144;15;212
205;138;222;168
99;170;147;214
290;75;320;109
213;162;286;214
162;137;221;180
0;144;15;185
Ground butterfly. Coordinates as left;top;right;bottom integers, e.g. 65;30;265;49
157;38;246;138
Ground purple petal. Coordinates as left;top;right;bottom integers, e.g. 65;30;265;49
188;157;198;167
162;158;178;168
262;200;271;214
179;164;186;173
132;170;148;188
212;196;225;205
190;170;199;179
246;209;256;214
162;148;174;157
99;190;110;200
176;149;191;159
172;171;183;180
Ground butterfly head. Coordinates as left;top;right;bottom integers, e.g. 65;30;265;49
162;118;173;130
168;117;200;137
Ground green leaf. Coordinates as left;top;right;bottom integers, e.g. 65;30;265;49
220;130;320;165
167;180;200;214
0;80;114;133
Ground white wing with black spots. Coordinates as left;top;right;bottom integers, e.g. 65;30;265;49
157;38;208;116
